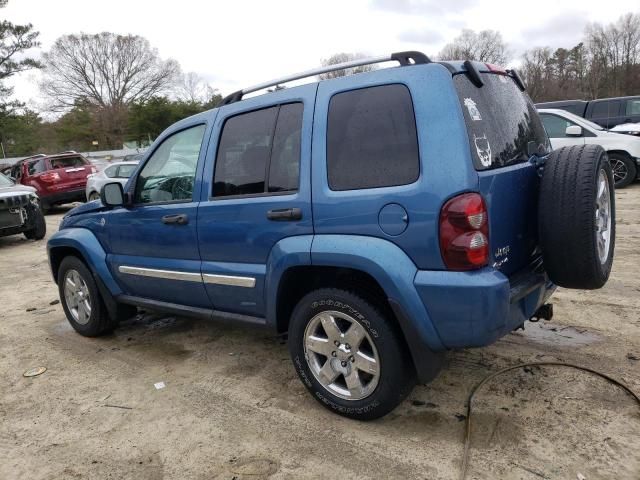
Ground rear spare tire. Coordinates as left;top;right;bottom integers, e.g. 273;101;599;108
539;145;615;289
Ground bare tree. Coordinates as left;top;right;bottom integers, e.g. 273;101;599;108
40;33;179;147
439;29;509;65
41;33;179;109
318;52;377;80
177;72;217;104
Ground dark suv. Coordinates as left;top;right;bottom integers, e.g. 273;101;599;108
48;52;615;420
536;96;640;129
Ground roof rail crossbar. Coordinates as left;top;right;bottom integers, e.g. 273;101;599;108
218;51;431;106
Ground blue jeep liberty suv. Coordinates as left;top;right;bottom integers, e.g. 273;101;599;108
48;52;616;420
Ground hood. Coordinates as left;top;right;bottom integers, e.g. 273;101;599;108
610;123;640;134
64;199;107;217
0;184;36;198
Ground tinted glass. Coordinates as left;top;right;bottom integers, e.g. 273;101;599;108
135;124;205;204
117;164;137;178
269;103;303;192
327;84;419;191
591;102;609;118
540;114;577;138
50;156;87;169
214;107;278;197
454;73;549;170
625;99;640;116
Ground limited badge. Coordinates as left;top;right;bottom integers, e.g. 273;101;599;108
464;98;482;121
473;134;492;167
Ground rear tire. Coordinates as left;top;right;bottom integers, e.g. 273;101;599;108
23;207;46;240
58;256;119;336
89;192;100;201
608;153;636;188
539;145;615;289
288;288;416;420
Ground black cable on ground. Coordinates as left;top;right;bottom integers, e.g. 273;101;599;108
460;362;640;480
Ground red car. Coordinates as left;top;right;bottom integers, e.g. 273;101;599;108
11;152;96;212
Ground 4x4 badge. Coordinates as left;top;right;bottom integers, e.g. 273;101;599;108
464;98;482;121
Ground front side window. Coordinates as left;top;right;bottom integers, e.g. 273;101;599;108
327;84;420;191
104;165;119;178
540;114;578;138
135;124;205;204
116;164;137;178
213;103;303;197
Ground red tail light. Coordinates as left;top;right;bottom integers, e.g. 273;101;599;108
39;172;61;183
439;193;489;270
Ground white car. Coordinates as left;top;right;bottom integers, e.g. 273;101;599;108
538;108;640;188
85;161;139;201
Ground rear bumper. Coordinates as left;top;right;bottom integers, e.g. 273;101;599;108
414;265;555;349
40;188;86;206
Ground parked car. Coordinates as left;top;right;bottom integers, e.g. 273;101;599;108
538;108;640;188
536;95;640;129
86;161;140;201
48;53;615;420
11;152;96;212
610;122;640;137
0;172;46;240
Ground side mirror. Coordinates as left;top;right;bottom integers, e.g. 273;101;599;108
566;125;583;137
100;182;125;207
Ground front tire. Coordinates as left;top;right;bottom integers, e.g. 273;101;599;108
288;288;416;420
608;153;636;189
23;207;46;240
58;256;118;336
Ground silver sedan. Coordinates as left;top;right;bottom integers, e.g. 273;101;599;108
85;161;139;201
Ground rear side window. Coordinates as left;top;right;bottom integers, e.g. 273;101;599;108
28;159;47;175
104;165;118;178
213;103;303;197
590;102;609;119
326;84;420;191
454;73;549;170
117;164;137;178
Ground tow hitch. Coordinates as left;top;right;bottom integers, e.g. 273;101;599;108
529;303;553;322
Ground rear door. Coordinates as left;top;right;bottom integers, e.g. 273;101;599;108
197;86;315;317
48;155;93;191
454;71;550;275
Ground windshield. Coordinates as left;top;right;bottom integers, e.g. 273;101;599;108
0;172;14;187
454;72;550;170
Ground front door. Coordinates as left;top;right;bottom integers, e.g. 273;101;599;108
107;122;211;308
197;86;316;317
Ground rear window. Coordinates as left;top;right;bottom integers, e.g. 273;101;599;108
50;156;87;169
454;73;549;170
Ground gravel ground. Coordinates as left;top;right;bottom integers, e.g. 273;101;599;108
1;185;639;480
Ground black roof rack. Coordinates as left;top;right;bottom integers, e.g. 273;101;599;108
218;51;431;106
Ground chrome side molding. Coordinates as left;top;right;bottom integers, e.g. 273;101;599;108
202;273;256;288
118;265;256;288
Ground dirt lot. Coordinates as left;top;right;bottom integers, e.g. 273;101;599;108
1;185;639;480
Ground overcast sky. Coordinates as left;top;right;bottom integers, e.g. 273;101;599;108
3;0;639;109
